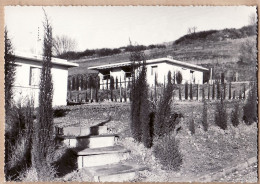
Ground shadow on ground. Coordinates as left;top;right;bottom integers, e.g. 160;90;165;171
54;148;77;177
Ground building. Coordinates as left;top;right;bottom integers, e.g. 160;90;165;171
88;56;208;89
13;52;78;107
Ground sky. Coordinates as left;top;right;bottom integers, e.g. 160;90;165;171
5;6;257;53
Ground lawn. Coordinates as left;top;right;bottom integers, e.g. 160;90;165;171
53;100;257;182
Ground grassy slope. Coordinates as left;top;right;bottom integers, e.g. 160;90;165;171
68;36;256;81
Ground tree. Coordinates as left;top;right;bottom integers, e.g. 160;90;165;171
238;38;257;65
53;35;77;56
32;10;55;179
176;71;182;84
243;82;257;125
187;26;197;34
4;28;16;111
231;103;240;127
110;76;115;101
154;71;175;137
130;49;146;142
215;98;227;130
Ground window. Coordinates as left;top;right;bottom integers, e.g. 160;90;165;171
29;67;41;86
151;66;158;75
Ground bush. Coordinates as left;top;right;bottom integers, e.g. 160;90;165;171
229;82;232;100
243;82;257;125
176;71;183;84
231;103;240;127
153;134;182;171
189;83;193;100
185;82;188;100
189;117;195;135
154;71;174;137
215;99;227;130
5;102;34;181
202;100;208;131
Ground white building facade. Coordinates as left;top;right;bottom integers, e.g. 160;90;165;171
13;52;78;107
88;57;208;89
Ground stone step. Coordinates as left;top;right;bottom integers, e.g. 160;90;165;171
83;162;147;182
62;125;108;136
75;145;131;168
56;134;119;148
77;134;119;149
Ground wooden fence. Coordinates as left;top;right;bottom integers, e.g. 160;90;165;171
67;81;253;104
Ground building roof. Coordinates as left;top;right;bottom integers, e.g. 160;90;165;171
88;57;208;71
14;52;79;67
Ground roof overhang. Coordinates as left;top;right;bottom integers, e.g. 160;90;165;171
88;57;208;72
14;52;79;67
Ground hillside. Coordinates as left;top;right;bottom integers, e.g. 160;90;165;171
68;26;257;82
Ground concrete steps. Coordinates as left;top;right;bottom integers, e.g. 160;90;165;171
75;145;130;168
82;163;147;182
55;122;147;181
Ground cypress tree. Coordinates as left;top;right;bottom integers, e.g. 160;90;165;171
190;83;193;100
216;80;220;99
229;82;232;100
212;82;215;99
243;82;257;125
185;82;188;100
154;71;174;137
32;11;55;178
110;76;114;101
208;84;210;100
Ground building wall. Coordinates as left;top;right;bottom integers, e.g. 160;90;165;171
146;62;204;86
13;58;69;107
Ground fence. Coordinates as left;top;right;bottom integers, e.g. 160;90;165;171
67;81;253;104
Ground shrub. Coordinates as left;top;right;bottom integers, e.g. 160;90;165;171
189;117;195;135
208;84;210;99
189;83;193;100
212;82;215;99
153;134;182;171
110;76;114;101
215;99;227;130
216;80;220;99
229;82;232;100
179;87;182;100
176;71;183;84
202;100;208;131
185;82;188;100
231;103;240;127
154;71;174;137
243;82;257;125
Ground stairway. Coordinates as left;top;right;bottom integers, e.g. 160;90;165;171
55;124;147;182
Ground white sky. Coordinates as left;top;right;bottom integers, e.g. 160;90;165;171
5;6;257;53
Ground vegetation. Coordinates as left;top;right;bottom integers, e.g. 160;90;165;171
176;71;183;84
231;103;240;127
202;99;208;131
174;25;255;45
185;82;188;100
53;35;77;56
31;11;56;180
243;82;257;125
154;71;174;137
153;134;183;171
215;98;227;130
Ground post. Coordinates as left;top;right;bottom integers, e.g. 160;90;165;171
124;75;127;102
196;84;199;101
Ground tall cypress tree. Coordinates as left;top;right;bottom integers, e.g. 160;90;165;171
32;10;54;178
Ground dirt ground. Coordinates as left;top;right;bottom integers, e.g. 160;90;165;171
54;101;258;182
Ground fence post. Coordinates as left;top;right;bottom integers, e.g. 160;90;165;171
179;86;182;101
208;84;210;100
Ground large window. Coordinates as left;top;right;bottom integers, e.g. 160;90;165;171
29;67;41;86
